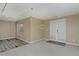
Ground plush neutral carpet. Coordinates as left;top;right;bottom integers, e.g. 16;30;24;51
0;38;28;53
0;40;79;56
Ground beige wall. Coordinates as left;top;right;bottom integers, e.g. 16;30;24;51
16;14;79;44
49;14;79;44
16;17;48;43
16;17;31;42
0;21;16;40
30;17;44;42
0;14;79;44
30;17;49;42
41;20;49;40
24;17;31;42
66;14;79;44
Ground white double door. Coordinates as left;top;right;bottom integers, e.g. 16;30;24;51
49;19;66;43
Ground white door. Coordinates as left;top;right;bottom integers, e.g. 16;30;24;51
49;19;66;43
49;21;57;41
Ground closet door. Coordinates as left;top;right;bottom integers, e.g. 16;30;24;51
49;21;57;41
56;20;66;43
49;19;66;43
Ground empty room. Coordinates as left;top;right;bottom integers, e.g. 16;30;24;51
0;3;79;56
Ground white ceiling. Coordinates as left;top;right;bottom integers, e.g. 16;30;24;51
0;3;79;21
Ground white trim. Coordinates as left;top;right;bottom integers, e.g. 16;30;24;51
17;38;43;44
29;39;43;43
17;38;30;43
0;37;16;40
67;42;79;46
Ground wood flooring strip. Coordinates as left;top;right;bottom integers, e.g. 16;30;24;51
7;40;15;49
10;39;18;47
9;40;16;48
14;39;23;46
18;40;27;45
2;40;8;50
0;41;6;52
5;40;12;49
0;38;28;53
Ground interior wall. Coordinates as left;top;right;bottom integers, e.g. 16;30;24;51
66;14;79;44
16;17;31;42
24;17;31;42
30;17;45;42
41;20;49;40
10;21;16;38
0;21;16;40
16;17;48;43
0;14;78;44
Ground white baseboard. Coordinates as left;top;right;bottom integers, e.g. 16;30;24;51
67;42;79;46
17;38;30;43
16;38;43;44
29;39;43;43
0;37;16;40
